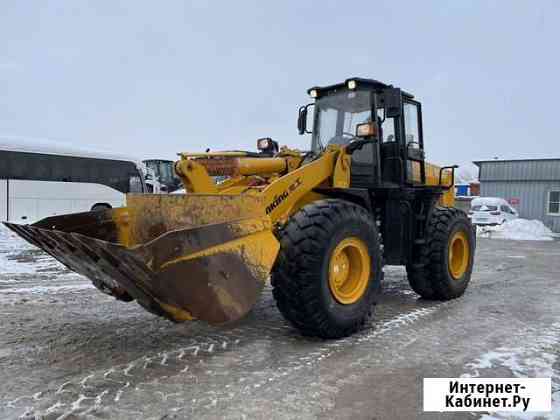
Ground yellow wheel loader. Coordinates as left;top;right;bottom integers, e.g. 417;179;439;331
4;78;476;339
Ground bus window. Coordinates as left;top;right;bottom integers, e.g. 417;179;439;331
51;155;70;182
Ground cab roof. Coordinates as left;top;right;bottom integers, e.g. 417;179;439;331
307;77;414;99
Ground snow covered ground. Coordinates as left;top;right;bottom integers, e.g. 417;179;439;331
0;225;53;274
463;322;560;420
1;224;559;418
0;225;91;303
0;224;32;252
477;219;556;241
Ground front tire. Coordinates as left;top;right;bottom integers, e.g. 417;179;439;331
406;207;475;300
271;199;383;339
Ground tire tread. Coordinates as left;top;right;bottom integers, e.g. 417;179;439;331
407;207;474;300
272;199;382;338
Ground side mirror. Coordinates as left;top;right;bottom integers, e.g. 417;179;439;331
297;104;313;135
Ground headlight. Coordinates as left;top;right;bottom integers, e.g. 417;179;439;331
347;80;357;90
309;89;318;98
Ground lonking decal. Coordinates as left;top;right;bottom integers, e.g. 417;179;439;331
266;178;303;214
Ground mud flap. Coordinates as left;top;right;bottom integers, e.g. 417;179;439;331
3;194;280;324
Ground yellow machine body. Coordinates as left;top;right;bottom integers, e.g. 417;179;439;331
411;161;456;207
3;143;455;324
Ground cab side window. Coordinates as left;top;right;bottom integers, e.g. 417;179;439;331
377;109;396;143
382;117;396;142
403;102;420;148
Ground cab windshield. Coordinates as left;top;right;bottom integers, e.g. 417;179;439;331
311;90;372;152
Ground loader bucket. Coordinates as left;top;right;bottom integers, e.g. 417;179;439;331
3;194;280;324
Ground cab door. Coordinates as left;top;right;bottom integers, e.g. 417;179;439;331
379;113;402;184
403;100;426;184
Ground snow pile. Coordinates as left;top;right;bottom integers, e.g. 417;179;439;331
477;219;555;241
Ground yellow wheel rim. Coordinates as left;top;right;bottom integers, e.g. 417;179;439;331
328;237;371;304
448;230;470;280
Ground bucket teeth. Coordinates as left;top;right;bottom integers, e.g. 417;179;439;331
4;223;153;307
3;211;280;324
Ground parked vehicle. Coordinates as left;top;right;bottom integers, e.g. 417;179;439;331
141;165;163;194
142;159;181;193
469;197;518;226
0;138;153;223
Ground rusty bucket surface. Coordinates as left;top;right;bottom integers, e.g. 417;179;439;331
3;194;280;324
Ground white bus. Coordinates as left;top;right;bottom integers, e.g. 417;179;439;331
0;138;155;223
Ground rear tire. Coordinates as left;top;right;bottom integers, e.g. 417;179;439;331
271;199;383;339
406;207;475;300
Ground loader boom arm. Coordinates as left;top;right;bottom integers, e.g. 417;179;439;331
174;145;350;224
262;146;349;223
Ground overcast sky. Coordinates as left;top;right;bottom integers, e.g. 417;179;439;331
1;1;559;168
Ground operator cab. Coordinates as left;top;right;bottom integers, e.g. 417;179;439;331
298;78;426;188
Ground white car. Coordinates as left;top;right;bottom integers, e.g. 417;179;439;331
469;197;518;226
